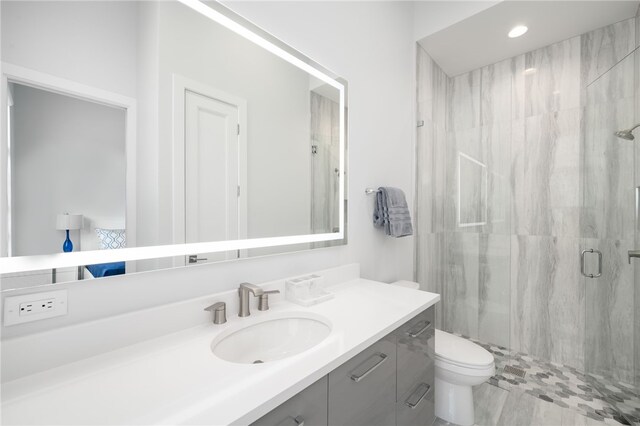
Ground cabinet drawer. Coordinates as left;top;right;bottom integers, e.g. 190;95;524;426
396;372;435;426
251;376;328;426
328;334;397;426
396;307;435;401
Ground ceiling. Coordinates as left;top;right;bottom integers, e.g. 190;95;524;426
418;1;640;77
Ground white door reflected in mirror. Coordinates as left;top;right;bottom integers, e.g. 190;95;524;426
185;89;242;264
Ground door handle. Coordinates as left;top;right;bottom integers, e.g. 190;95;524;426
188;255;208;264
629;250;640;264
581;249;602;278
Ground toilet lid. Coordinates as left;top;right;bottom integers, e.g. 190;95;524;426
435;330;494;369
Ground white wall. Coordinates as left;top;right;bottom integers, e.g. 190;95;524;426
0;1;138;99
10;84;126;256
1;1;417;339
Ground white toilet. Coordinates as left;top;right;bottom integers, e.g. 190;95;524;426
391;281;495;426
435;329;495;426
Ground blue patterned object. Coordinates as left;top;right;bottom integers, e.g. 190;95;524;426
95;228;126;250
62;230;73;252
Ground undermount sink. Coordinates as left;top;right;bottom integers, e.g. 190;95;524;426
211;312;332;364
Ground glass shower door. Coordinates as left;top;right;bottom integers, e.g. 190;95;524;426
582;46;639;424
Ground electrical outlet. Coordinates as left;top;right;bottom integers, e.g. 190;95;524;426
4;290;68;325
19;299;55;316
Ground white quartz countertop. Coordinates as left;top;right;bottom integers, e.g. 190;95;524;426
1;279;439;425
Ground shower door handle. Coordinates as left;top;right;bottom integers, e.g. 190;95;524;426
581;249;602;278
628;250;640;264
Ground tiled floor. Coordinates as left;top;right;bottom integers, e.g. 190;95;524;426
435;334;640;426
434;383;610;426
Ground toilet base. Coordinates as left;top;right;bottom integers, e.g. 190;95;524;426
435;376;474;426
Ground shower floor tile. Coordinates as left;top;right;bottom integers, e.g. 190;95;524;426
449;334;640;425
435;383;609;426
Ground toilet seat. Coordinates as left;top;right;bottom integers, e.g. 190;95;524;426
435;358;495;377
435;330;494;371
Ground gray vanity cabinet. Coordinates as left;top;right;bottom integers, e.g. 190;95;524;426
250;376;328;426
327;334;397;426
395;307;435;426
249;306;436;426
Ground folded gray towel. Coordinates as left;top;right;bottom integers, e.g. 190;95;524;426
373;187;413;237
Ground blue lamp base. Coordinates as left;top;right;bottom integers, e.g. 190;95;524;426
62;229;73;253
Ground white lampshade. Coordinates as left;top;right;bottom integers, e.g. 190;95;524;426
56;213;83;231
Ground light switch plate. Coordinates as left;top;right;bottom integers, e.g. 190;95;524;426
4;290;68;326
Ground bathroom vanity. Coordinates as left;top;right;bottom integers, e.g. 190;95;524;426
252;306;435;426
1;265;439;425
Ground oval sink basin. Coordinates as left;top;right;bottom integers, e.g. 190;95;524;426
211;313;332;364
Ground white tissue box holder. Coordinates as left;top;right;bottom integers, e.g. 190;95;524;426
285;274;334;306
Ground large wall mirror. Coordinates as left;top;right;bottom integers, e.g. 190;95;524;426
0;0;347;290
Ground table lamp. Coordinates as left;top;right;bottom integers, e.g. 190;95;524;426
56;213;83;252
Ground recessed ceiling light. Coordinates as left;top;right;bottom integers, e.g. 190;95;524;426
508;25;528;38
524;67;537;75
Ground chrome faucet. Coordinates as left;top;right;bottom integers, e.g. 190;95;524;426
238;282;264;317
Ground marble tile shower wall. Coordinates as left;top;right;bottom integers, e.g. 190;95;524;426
416;17;639;385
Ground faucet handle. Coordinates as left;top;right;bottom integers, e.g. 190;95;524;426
258;290;280;311
204;302;227;324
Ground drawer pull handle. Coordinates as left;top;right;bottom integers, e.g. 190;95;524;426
277;416;304;426
407;320;432;338
350;352;388;382
405;383;431;409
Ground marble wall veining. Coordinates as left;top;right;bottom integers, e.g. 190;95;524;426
524;36;581;117
416;16;640;385
477;233;510;348
518;109;582;238
581;18;637;91
510;235;584;369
